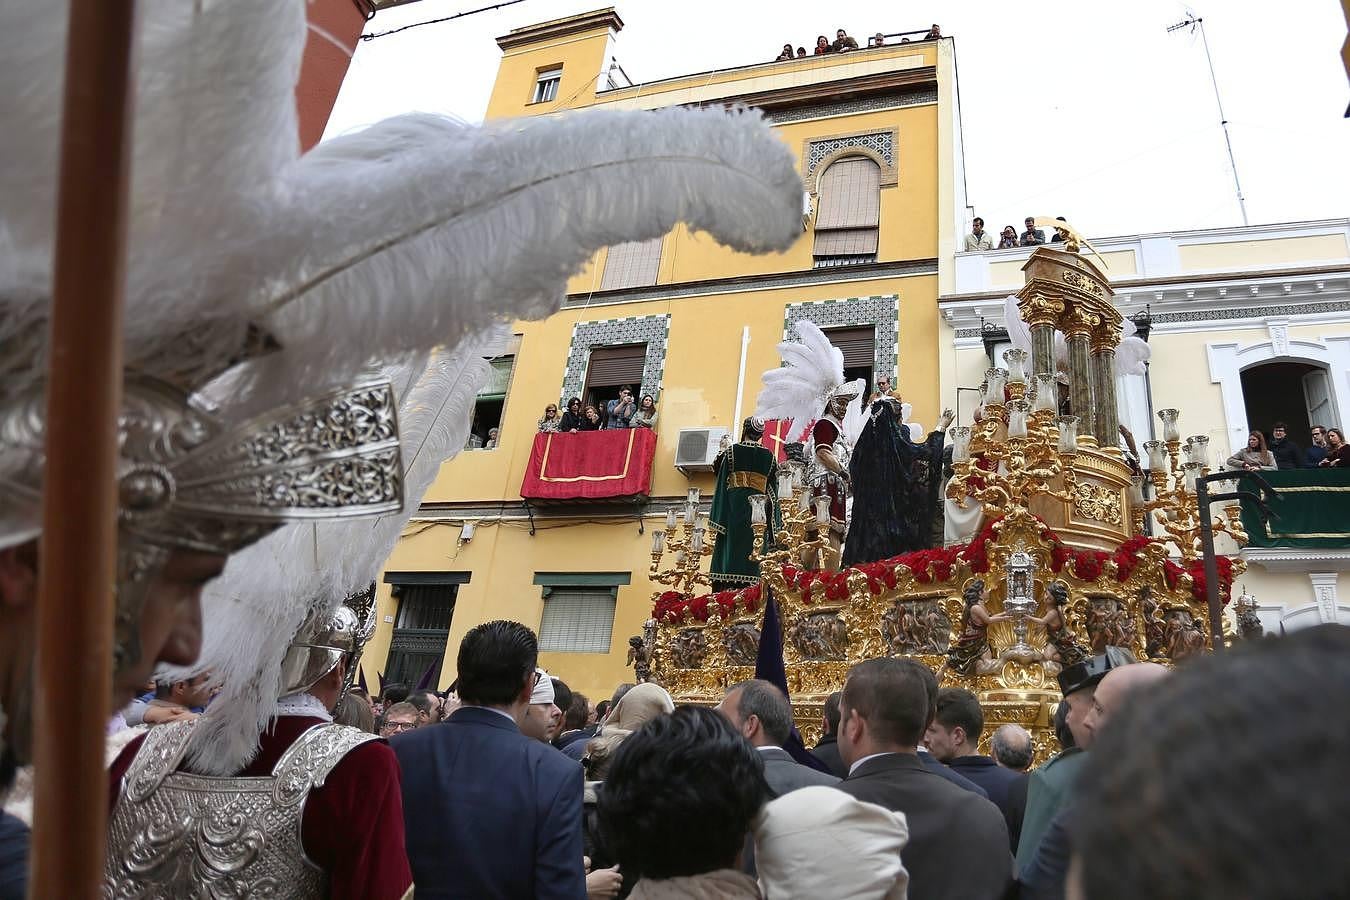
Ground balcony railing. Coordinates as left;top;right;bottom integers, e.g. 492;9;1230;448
520;428;658;504
1238;469;1350;550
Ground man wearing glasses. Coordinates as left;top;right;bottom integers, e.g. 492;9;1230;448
1308;425;1329;467
379;702;421;738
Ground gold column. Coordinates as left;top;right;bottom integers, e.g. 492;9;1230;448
1090;327;1121;453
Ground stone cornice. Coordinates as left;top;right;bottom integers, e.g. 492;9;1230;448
496;8;623;51
1241;548;1350;573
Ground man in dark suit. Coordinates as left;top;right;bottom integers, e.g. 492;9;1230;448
836;658;1011;900
393;620;586;900
810;691;847;777
927;687;1026;850
717;679;839;797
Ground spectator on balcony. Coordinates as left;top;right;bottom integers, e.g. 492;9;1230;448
605;386;637;429
925;24;942;39
1267;422;1304;470
998;225;1019;249
1318;428;1350;467
833;29;859;52
580;405;603;431
963;217;994;252
485;427;499;450
814;35;832;55
538;403;561;433
776;43;794;61
1226;431;1276;472
1020;217;1046;246
560;397;585;432
1307;424;1329;466
632;394;659;429
796;46;807;57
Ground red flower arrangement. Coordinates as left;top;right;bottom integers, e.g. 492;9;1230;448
651;516;1240;620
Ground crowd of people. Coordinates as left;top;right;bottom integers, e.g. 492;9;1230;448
773;24;942;61
1226;421;1349;470
539;387;659;434
964;216;1073;251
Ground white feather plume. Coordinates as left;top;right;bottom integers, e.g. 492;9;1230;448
216;106;803;392
755;320;847;434
840;379;869;447
172;329;504;775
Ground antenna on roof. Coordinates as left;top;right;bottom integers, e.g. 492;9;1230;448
1166;11;1249;226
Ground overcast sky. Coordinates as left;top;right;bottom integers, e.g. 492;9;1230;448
327;0;1350;238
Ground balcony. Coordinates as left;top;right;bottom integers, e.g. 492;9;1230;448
1238;469;1350;568
520;428;658;504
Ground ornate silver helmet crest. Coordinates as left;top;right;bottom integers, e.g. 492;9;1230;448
278;584;379;704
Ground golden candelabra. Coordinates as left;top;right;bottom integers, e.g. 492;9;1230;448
1134;409;1247;560
748;463;838;574
649;488;714;597
946;351;1082;518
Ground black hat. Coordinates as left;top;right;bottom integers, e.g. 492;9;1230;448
1057;646;1136;696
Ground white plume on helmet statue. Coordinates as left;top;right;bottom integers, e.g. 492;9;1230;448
0;0;805;772
753;319;863;440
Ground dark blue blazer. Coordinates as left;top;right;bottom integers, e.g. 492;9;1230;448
918;748;989;797
393;706;586;900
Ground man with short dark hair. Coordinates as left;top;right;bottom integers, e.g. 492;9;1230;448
836;658;1010;900
394;621;585;899
1268;421;1304;469
554;692;593;753
964;217;993;251
718;680;839;797
928;688;1028;851
519;668;563;743
1020;216;1046;246
810;690;848;777
832;28;859;52
1307;424;1329;466
408;689;442;726
906;661;989;797
382;683;410;706
605;387;636;430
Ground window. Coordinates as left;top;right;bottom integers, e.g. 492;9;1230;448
467;336;521;450
534;573;631;653
813;156;881;267
382;573;469;687
532;66;562;104
599;236;663;291
823;324;876;388
583;343;647;414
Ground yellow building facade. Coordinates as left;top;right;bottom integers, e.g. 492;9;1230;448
364;9;968;699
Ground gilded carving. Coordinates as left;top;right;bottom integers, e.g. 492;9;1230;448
723;621;761;667
789;610;850;661
670;628;708;670
1061;270;1105;297
1072;481;1123;525
881;599;952;656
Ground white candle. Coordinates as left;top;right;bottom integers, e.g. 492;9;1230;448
687;487;700;505
1181;461;1201;491
665;507;678;530
951;427;972;463
691;528;705;553
1056;415;1079;453
1008;400;1030;438
984;368;1008;405
815;495;831;525
1032;374;1058;412
1003;349;1028;384
777;472;794;499
749;494;767;525
1144;440;1167;471
1189;435;1210;468
652;530;666;554
1128;476;1145;504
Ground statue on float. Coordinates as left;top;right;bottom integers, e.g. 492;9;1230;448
946;579;1009;676
843;393;954;566
753;320;863;571
708;417;782;591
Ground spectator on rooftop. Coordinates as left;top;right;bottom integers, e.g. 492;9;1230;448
871;32;886;47
925;24;942;39
964;217;994;252
796;47;807;57
1020;217;1046;246
814;35;832;55
833;29;859;52
1049;216;1069;243
998;225;1019;249
776;43;793;61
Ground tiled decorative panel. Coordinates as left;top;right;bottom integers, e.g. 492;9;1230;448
784;295;900;381
560;314;671;404
767;89;937;125
806;130;898;183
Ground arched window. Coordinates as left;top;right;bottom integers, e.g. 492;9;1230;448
813;156;881;267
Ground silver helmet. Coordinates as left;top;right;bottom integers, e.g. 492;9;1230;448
278;584;378;703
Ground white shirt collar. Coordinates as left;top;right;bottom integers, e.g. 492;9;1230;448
848;751;898;776
275;692;333;722
460;704;518;724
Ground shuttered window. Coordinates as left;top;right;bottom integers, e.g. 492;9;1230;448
585;344;647;389
823;325;876;369
538;587;616;653
600;236;663;291
814;156;881;267
533;66;562;104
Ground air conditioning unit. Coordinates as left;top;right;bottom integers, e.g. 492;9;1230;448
675;427;730;474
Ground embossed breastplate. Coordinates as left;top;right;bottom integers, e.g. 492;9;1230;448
105;717;377;899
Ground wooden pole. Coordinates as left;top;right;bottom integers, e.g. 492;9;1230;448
31;2;137;897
